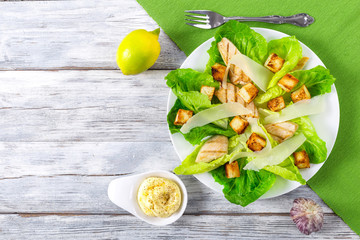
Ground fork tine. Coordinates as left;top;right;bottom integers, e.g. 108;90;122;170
185;14;209;20
185;19;208;24
185;10;211;15
186;22;211;29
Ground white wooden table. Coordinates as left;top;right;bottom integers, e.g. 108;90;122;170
0;1;358;239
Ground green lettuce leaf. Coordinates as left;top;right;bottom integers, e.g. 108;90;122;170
256;65;336;104
205;20;268;73
174;135;244;175
166;68;219;93
290;65;336;96
255;85;285;104
211;158;276;207
167;99;236;145
267;36;302;89
264;156;306;185
165;68;219;112
292;116;327;163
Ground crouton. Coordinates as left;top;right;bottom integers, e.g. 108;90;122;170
229;64;251;85
247;133;266;152
264;53;285;72
293;150;310;169
277;73;299;92
230;116;249;134
267;96;286;112
225;161;241;178
238;83;259;104
292;57;309;71
215;87;227;103
201;85;216;101
174;109;193;126
291;85;311;103
211;63;227;82
226;83;236;103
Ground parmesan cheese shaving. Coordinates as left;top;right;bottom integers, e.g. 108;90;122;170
263;95;327;124
228;54;274;92
244;133;307;171
180;103;251;134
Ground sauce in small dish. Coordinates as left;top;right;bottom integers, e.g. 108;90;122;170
137;177;182;218
108;170;187;226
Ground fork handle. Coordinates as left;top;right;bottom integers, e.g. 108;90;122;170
226;13;314;27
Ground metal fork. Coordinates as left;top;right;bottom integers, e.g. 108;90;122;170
185;10;314;29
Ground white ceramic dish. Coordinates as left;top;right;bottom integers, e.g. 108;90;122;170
167;28;339;199
108;170;188;225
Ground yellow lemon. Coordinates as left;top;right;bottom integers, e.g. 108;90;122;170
116;28;161;75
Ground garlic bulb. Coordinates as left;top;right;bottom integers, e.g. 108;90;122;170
290;198;324;235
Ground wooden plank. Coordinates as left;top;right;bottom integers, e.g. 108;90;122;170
0;174;333;214
0;142;179;178
0;141;334;214
0;0;186;70
0;70;170;142
0;214;357;239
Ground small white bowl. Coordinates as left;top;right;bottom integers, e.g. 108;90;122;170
108;170;188;226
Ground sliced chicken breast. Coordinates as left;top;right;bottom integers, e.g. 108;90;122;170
215;87;227;103
195;135;228;163
226;83;236;103
229;64;251;85
265;121;298;143
243;101;259;119
217;38;251;85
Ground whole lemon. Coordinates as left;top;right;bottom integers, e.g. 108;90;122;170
116;28;161;75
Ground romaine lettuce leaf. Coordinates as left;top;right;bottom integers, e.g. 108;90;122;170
264;156;306;185
267;36;302;88
173;135;245;175
165;68;219;112
166;68;219;93
167;99;236;145
205;21;268;74
211;158;276;207
290;65;336;96
255;85;285;104
256;65;336;104
292;116;327;163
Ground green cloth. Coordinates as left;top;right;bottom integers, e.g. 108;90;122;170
136;0;360;234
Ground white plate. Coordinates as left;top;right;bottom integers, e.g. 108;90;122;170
167;28;339;199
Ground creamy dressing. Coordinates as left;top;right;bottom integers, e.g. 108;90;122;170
137;177;182;218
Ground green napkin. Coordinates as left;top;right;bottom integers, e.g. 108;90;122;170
136;0;360;234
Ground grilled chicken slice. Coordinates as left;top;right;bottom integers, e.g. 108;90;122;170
226;83;236;103
195;135;228;163
291;57;309;71
217;38;236;65
235;86;245;104
229;63;251;85
265;121;298;143
243;101;259;119
215;83;237;104
215;87;227;103
217;38;251;85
